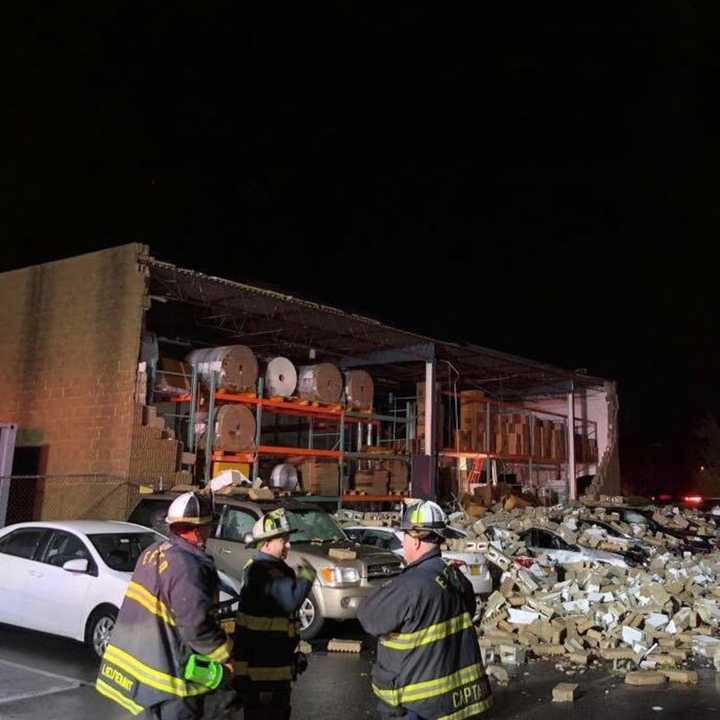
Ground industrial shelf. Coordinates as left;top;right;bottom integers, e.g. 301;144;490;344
171;391;380;425
212;446;343;463
439;449;563;466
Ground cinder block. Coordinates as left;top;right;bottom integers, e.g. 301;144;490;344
625;672;666;686
552;683;578;702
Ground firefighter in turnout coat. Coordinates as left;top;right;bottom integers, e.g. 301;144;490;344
358;501;492;720
95;492;233;720
232;508;315;720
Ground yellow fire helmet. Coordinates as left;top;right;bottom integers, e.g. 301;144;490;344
248;508;292;546
400;500;463;539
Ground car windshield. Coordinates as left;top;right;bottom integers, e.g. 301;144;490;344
88;532;160;572
285;509;346;543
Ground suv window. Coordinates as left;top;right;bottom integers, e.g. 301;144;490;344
364;530;401;551
219;507;257;542
43;531;92;568
0;528;48;560
128;499;172;535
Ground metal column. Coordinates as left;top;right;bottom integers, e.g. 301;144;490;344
405;401;413;454
187;365;198;453
338;413;345;512
485;401;491;453
567;384;576;501
424;360;437;498
0;423;17;528
424;361;436;457
203;372;217;486
252;378;264;483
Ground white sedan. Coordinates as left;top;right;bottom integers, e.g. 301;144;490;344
0;520;239;658
343;525;493;595
517;526;628;568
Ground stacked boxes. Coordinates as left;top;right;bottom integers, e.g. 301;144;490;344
533;420;568;462
352;446;407;494
300;461;339;495
575;435;598;463
460;390;487;452
387;459;409;493
495;414;531;457
354;470;389;495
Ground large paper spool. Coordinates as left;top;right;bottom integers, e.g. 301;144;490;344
186;345;259;393
270;463;299;490
265;357;297;398
297;363;343;404
213;404;256;452
344;369;374;409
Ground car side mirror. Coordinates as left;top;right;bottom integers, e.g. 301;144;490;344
63;558;89;573
243;533;254;547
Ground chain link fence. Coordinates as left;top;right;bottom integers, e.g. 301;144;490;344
2;474;144;524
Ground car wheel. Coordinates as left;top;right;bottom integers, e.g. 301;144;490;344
298;591;324;640
87;606;118;659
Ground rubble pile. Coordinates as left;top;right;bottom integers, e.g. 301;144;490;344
446;498;720;676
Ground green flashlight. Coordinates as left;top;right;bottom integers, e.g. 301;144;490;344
184;654;224;689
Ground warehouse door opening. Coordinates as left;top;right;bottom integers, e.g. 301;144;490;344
6;446;45;524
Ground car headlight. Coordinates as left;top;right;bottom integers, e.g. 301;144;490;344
318;567;361;586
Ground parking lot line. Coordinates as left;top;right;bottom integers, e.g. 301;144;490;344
0;684;81;705
0;658;83;705
0;658;86;686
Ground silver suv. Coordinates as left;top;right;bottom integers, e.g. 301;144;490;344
128;493;402;638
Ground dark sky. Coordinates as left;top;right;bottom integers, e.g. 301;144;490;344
3;3;719;485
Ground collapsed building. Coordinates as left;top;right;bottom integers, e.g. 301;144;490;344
0;244;619;524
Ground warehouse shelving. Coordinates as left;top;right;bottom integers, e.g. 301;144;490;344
156;367;412;504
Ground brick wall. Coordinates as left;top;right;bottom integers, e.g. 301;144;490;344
0;244;148;518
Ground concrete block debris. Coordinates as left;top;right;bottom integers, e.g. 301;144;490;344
552;683;578;702
327;639;362;653
625;671;666;686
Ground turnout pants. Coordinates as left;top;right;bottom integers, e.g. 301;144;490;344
146;697;204;720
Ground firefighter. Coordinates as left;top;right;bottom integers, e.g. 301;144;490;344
96;492;233;720
232;508;315;720
358;500;493;720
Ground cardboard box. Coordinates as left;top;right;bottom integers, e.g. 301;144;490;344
354;469;388;495
301;461;339;495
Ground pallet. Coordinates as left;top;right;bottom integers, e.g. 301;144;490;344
217;389;257;399
296;400;344;412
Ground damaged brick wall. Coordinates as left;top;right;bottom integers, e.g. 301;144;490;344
128;404;192;505
590;381;622;496
0;244;149;519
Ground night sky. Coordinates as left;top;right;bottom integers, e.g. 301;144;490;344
4;4;718;492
